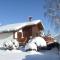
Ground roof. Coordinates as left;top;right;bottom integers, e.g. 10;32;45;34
0;20;43;33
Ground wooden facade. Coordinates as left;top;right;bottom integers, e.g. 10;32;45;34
14;22;44;45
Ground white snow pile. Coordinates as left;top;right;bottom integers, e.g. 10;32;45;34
25;42;37;51
0;36;60;60
31;37;47;47
25;37;47;51
0;49;60;60
3;40;19;50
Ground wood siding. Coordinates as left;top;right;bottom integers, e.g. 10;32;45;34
15;23;44;45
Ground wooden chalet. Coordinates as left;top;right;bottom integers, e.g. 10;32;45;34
0;20;44;46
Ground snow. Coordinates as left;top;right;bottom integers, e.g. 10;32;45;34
25;37;47;51
3;39;19;50
0;36;59;60
0;48;60;60
25;42;37;51
0;33;13;47
0;20;42;33
0;37;58;60
0;33;59;60
31;37;47;47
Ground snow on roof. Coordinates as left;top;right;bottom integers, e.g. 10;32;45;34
0;20;43;33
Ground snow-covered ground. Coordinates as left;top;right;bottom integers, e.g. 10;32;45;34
0;47;60;60
0;36;60;60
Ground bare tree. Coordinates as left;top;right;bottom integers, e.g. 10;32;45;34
44;0;60;32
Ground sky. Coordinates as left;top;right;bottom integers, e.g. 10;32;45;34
0;0;57;35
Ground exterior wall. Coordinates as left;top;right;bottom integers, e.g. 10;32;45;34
23;25;32;39
7;23;43;45
0;32;15;47
32;25;39;37
22;24;43;43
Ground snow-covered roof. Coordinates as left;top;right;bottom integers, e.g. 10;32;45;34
0;20;43;33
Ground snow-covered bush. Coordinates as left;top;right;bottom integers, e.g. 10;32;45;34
11;40;19;49
25;42;37;51
31;37;47;47
3;40;19;50
25;36;47;51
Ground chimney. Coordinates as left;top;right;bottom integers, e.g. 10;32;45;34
28;16;32;21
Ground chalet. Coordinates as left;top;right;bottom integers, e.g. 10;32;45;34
0;20;44;47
